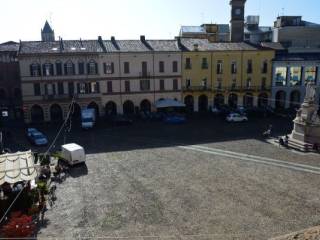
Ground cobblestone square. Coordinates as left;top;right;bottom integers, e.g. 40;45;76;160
7;116;320;239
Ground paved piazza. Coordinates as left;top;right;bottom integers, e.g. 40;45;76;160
7;116;320;239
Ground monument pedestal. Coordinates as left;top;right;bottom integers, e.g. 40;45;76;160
286;84;320;152
289;121;320;151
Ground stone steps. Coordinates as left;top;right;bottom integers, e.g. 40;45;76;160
288;138;314;152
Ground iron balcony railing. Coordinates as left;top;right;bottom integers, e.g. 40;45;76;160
182;86;271;92
182;86;210;91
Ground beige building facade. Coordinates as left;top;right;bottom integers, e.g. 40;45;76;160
19;37;182;123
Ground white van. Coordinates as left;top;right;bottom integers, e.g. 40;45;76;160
61;143;86;166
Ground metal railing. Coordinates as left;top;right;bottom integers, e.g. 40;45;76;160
182;85;271;92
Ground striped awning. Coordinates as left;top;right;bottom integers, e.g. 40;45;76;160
0;151;37;185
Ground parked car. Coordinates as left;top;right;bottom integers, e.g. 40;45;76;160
26;128;48;146
226;113;248;122
107;115;133;126
26;128;38;137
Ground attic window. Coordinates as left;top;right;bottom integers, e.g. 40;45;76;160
52;48;58;51
71;47;76;51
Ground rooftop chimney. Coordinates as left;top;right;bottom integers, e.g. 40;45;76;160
140;35;153;50
110;36;120;50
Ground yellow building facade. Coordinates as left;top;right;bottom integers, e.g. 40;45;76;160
181;39;275;112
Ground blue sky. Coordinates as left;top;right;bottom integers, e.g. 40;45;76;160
1;0;319;42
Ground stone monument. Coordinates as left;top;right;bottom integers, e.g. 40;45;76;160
288;83;320;151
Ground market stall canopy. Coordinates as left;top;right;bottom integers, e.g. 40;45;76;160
155;99;186;108
0;151;37;185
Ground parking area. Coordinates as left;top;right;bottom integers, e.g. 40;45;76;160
5;116;320;239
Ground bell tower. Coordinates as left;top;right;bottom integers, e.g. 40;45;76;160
230;0;246;42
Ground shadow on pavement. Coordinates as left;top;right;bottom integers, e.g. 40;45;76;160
5;115;294;155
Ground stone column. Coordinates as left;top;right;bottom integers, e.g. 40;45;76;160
194;96;199;112
286;66;290;87
285;89;290;109
253;94;258;107
238;94;243;107
224;93;229;105
44;105;50;122
301;65;306;86
271;90;276;108
118;103;123;114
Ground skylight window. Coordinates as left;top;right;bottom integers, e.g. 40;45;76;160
80;47;86;50
52;47;58;51
71;47;76;51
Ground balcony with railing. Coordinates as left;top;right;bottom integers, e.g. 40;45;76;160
182;85;210;91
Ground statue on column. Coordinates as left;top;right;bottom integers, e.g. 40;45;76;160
294;83;319;124
304;82;316;103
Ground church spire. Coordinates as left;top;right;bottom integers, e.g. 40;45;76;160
41;20;55;42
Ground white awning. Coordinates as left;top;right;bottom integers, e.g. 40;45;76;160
155;99;186;108
0;150;37;185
